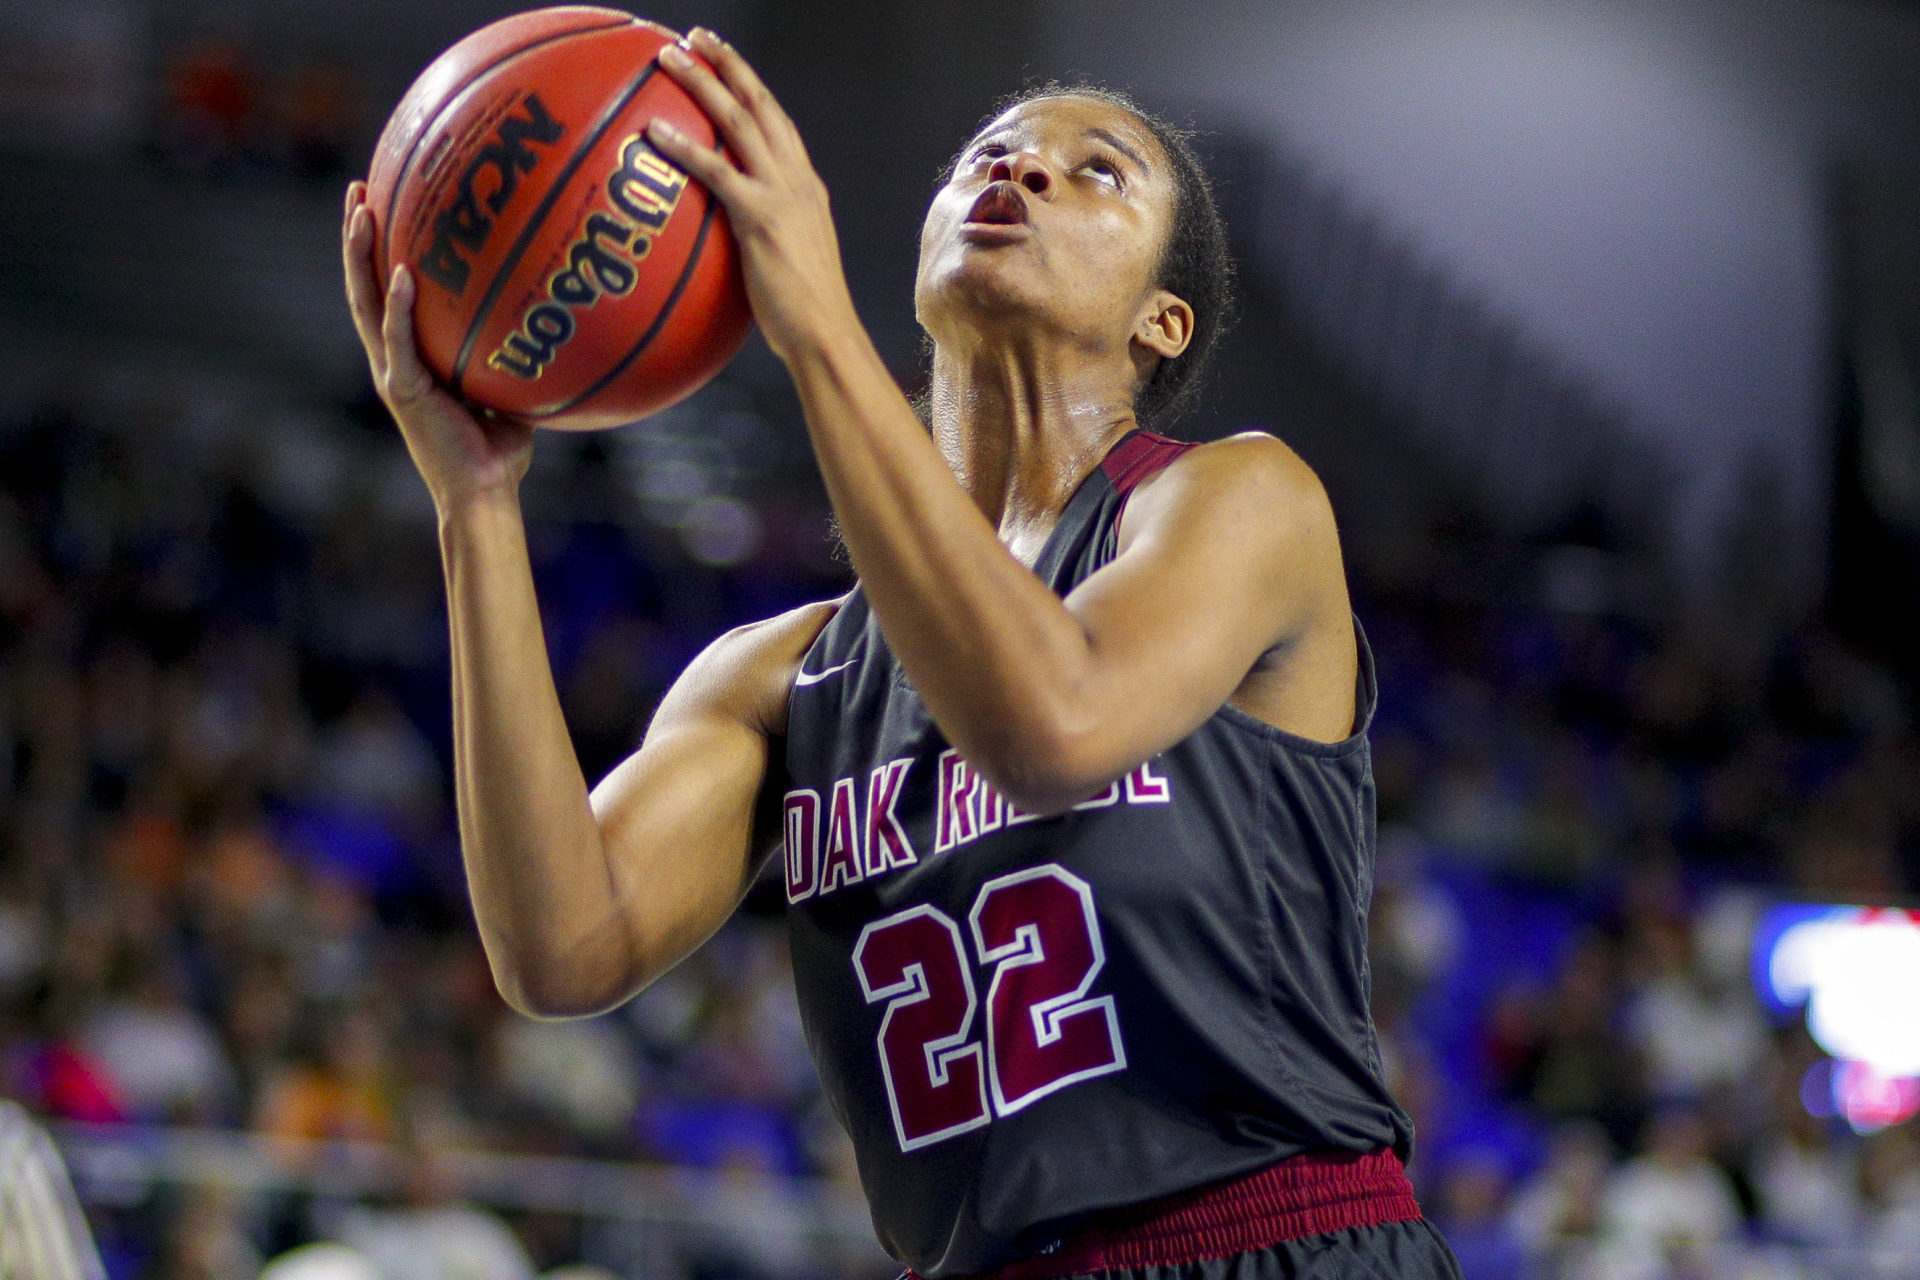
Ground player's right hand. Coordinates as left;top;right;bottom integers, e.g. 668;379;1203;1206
342;180;535;513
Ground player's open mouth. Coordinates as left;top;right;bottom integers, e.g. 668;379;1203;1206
965;182;1029;227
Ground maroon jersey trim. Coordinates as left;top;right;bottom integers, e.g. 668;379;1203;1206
1101;430;1196;497
917;1148;1422;1279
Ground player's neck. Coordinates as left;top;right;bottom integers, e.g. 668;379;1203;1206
927;344;1137;563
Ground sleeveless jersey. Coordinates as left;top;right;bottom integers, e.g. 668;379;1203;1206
782;430;1413;1277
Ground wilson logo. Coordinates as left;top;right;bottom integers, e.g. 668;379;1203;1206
419;94;566;296
487;134;687;380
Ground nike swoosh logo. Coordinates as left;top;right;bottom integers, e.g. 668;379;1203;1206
793;658;856;687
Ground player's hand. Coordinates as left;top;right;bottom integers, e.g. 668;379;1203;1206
342;181;535;513
647;29;863;366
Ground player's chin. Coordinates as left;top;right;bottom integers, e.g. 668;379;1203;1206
918;253;1054;328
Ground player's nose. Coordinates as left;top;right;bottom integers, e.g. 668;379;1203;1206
988;151;1053;198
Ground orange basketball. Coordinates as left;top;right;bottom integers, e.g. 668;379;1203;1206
366;7;751;430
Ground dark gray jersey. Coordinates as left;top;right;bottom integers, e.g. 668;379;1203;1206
782;431;1412;1277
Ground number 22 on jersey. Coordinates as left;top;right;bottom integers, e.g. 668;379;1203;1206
851;865;1127;1152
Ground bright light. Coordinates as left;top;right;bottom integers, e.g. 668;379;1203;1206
1758;904;1920;1132
1764;907;1920;1075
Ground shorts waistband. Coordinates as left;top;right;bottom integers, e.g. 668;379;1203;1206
934;1148;1423;1280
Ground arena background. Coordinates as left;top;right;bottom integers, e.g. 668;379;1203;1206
1;0;1918;1276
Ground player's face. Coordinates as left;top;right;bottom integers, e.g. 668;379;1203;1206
914;95;1177;354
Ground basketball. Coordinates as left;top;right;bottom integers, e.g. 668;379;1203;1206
365;7;751;430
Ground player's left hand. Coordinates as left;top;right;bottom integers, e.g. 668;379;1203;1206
649;29;862;366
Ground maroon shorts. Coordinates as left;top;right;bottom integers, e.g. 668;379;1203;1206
915;1149;1460;1280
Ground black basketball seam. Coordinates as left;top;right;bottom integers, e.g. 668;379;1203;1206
452;62;663;392
538;186;722;419
378;16;637;263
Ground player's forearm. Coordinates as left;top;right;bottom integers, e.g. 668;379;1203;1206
786;330;1113;807
437;490;638;1015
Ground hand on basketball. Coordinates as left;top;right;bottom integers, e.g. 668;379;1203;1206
648;29;861;365
341;181;535;512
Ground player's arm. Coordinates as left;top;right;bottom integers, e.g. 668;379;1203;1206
447;490;831;1017
798;415;1347;811
588;599;838;1001
648;33;1351;813
344;181;830;1019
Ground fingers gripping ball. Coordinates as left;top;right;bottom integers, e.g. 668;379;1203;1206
365;7;752;430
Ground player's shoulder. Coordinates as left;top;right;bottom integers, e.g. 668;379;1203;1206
709;595;845;668
1127;430;1336;542
1163;429;1326;497
681;595;847;733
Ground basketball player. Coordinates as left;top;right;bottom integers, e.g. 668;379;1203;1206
342;27;1459;1280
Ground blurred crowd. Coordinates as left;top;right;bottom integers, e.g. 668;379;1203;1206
1359;583;1920;1276
0;361;1916;1280
0;371;849;1278
151;36;369;185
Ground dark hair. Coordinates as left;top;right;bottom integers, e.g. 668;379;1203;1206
945;82;1238;433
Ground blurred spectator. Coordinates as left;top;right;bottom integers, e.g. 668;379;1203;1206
492;1014;641;1146
305;688;439;826
1369;833;1463;1007
330;1142;537;1280
157;38;261;176
77;949;235;1123
1430;1150;1527;1280
288;873;379;1004
1788;799;1905;902
83;638;160;814
184;813;303;964
1860;1125;1920;1277
255;1004;397;1150
1506;1121;1612;1277
1620;896;1766;1101
1750;1060;1861;1249
678;928;814;1106
163;628;310;815
0;868;50;1002
101;792;190;905
1419;745;1530;867
278;60;364;183
1521;731;1610;884
18;1026;125;1124
1506;932;1647;1149
685;1162;817;1280
1598;1106;1742;1278
155;1186;262;1280
295;687;442;896
218;958;302;1105
1482;978;1545;1101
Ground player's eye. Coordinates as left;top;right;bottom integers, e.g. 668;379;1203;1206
1082;157;1123;189
971;142;1008;163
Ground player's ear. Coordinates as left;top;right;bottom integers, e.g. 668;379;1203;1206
1134;289;1193;361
